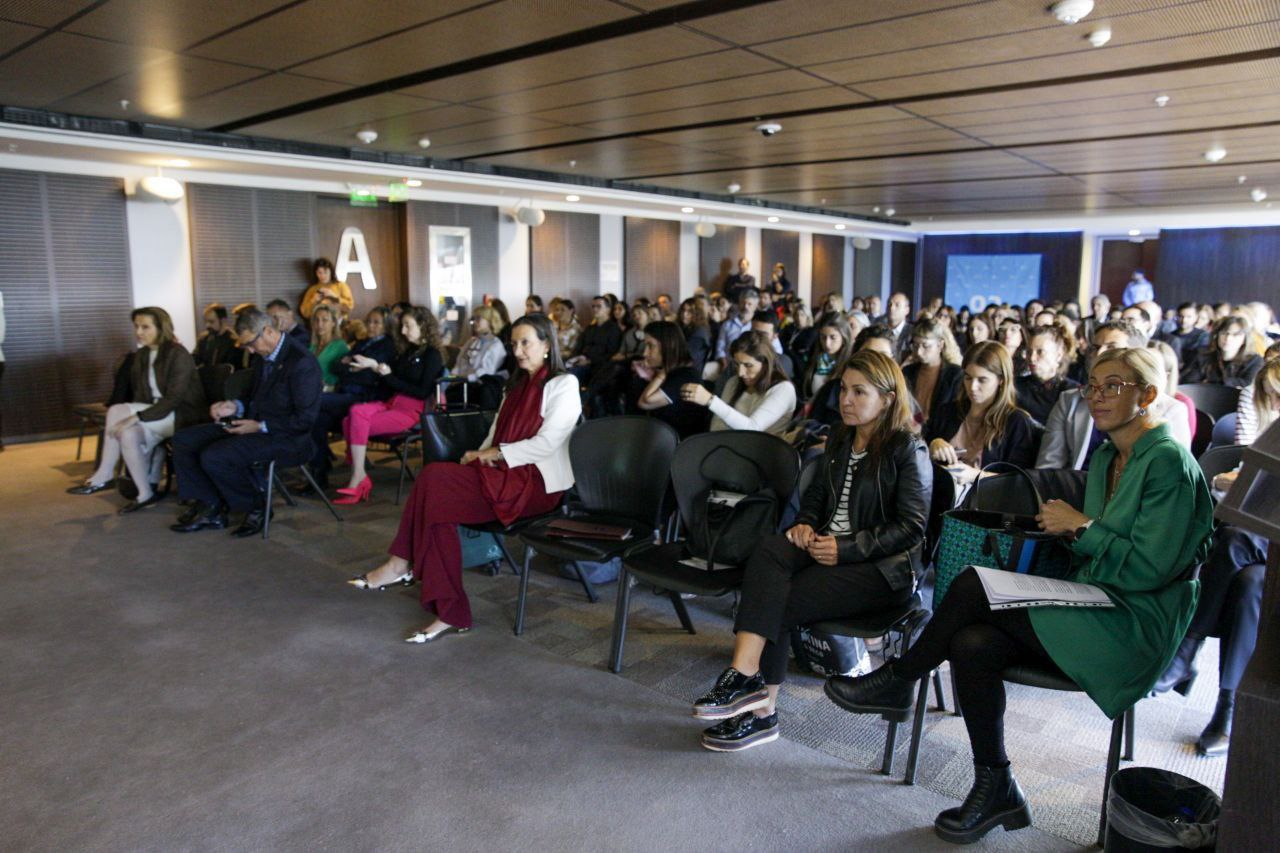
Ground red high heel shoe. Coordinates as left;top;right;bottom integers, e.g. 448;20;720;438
335;475;369;496
333;477;373;505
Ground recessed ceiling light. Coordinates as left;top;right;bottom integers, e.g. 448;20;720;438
834;224;846;230
767;216;780;223
1238;175;1248;183
1050;0;1094;25
1086;26;1111;47
872;206;880;213
820;197;828;205
1128;229;1142;237
726;183;741;194
884;207;896;217
1203;146;1227;163
1154;94;1170;107
406;179;422;188
565;194;580;202
1251;187;1268;202
417;136;431;149
356;128;378;144
680;206;694;213
167;158;191;168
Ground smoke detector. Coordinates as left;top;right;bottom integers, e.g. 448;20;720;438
1086;26;1111;47
355;128;378;145
1251;187;1269;203
754;122;783;137
1203;146;1227;163
1050;0;1094;24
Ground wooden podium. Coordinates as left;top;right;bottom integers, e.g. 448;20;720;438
1211;422;1280;848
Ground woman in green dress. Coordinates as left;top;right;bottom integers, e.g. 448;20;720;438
309;303;349;391
824;346;1214;845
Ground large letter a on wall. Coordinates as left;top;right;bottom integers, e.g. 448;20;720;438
335;227;378;290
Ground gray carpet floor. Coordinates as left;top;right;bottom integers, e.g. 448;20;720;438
1;438;1224;851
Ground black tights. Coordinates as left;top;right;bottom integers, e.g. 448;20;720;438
893;568;1061;766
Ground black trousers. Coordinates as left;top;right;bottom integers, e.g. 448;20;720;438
309;392;360;477
1187;525;1268;692
173;423;310;512
894;567;1060;767
734;534;913;685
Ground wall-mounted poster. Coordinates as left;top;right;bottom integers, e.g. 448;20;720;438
429;225;472;343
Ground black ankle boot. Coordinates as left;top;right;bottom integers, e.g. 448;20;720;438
1196;690;1234;756
824;661;917;722
934;762;1031;844
1152;636;1202;696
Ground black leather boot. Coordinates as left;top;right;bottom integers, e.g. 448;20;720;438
1196;689;1233;756
934;762;1032;844
824;661;916;722
1152;636;1202;696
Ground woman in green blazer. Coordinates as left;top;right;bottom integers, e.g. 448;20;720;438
823;346;1214;845
309;303;349;390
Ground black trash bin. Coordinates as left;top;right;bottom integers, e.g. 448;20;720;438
1105;767;1221;851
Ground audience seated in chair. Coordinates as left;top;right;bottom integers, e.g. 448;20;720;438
1014;324;1079;426
713;287;761;367
749;310;793;378
550;298;581;362
347;314;581;643
926;341;1040;492
68;307;206;513
635;320;710;439
308;303;349;391
1233;341;1280;444
266;298;310;348
681;331;796;436
902;317;963;432
691;351;930;751
446;305;507;410
1183;314;1264;388
170;308;321;538
333;306;445;504
678;297;712;377
565;296;622;415
1154;357;1280;755
1037;320;1191;469
193;303;237;368
825;345;1214;845
1148;340;1197;442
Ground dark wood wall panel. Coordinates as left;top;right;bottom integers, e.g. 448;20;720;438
624;217;679;306
315;197;406;320
760;229;799;291
407;200;499;312
919;232;1083;308
1100;238;1159;306
531;210;599;325
699;224;745;293
1154;226;1280;310
853;239;884;299
892;241;918;301
811;234;844;306
0;170;133;439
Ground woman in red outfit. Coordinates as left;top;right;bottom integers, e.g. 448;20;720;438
348;314;582;643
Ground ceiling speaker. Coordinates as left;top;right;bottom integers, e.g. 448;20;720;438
851;236;873;250
694;222;716;238
515;206;546;227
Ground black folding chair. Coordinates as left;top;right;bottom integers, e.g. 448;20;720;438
252;458;342;540
1177;383;1239;420
516;417;680;636
608;430;800;672
1198;443;1244;482
1192;409;1215;459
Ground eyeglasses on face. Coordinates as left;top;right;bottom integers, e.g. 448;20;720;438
1081;380;1142;399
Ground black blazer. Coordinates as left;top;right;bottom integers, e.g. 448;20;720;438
194;330;237;368
794;429;932;591
129;341;207;429
683;325;711;376
380;345;444;400
239;335;322;448
1184;351;1263;388
902;362;963;424
924;401;1041;470
333;335;397;398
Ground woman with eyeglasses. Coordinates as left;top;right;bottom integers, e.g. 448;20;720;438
1183;314;1264;388
826;346;1214;844
901;317;962;430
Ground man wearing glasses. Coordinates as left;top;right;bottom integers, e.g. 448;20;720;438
1036;320;1191;470
171;308;322;537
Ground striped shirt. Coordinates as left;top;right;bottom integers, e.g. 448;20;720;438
827;450;868;536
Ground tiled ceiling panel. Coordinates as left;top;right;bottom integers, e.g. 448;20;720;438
0;0;1277;218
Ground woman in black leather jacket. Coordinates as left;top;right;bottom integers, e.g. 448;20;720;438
690;350;932;752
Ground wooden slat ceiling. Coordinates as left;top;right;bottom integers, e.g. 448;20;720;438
2;0;1278;219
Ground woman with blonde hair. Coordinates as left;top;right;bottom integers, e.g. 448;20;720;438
691;350;931;751
447;304;507;409
67;307;205;513
926;341;1039;489
902;317;963;429
309;303;349;391
1147;340;1197;442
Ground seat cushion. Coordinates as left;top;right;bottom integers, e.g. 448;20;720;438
624;542;745;596
1001;663;1078;692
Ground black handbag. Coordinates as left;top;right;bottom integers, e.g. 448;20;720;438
684;446;780;569
420;409;495;463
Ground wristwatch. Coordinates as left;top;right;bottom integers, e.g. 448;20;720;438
1073;519;1094;541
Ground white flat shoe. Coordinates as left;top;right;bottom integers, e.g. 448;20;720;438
347;571;413;590
404;625;470;644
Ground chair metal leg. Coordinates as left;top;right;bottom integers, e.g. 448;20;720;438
609;569;634;673
76;420;86;460
300;465;343;521
514;548;534;636
572;562;599;603
1098;710;1126;847
668;591;696;634
903;675;932;785
1122;706;1135;762
274;471;297;507
932;670;946;711
495;535;519;574
262;462;275;540
396;445;410;506
881;720;899;776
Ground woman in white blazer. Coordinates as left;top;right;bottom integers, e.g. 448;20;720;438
348;314;581;643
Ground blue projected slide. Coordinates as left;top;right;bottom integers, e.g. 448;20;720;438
945;254;1042;312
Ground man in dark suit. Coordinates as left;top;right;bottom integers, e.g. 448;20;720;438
722;257;756;304
171;308;321;537
266;298;311;348
883;292;914;364
193;303;237;367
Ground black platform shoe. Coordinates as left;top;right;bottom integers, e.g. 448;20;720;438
170;502;227;533
934;762;1032;844
1152;636;1202;696
824;662;916;722
693;667;768;720
1196;689;1234;756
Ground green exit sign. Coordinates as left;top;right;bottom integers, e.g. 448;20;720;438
349;188;378;207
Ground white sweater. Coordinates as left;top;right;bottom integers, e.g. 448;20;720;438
708;378;797;435
480;373;582;493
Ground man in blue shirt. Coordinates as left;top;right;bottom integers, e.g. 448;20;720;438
1122;270;1154;307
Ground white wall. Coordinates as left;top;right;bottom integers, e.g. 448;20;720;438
125;184;197;348
796;232;813;305
744;227;761;284
679;222;699;299
497;212;530;310
599;214;623;298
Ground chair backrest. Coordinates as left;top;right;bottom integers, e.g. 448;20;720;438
796;454;821;504
1178;383;1240;420
568;416;681;529
1198;444;1244;481
1192;409;1215;458
925;462;958;564
421;409;496;463
669;430;800;533
1210;412;1237;448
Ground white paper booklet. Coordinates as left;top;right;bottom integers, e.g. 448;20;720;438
971;565;1115;610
